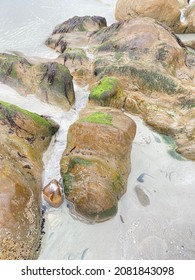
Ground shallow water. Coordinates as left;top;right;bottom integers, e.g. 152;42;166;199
0;0;195;260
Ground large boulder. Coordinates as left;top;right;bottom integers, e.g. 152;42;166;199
60;106;136;222
0;53;75;110
115;0;181;31
0;101;58;259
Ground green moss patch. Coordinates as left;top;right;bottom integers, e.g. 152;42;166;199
63;173;73;194
90;77;118;100
80;111;113;125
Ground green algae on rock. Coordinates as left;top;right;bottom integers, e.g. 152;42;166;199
60;106;136;222
80;111;113;125
89;76;126;108
0;100;59;259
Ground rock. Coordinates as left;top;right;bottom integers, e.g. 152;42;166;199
45;16;107;86
46;15;107;52
0;53;75;110
178;0;189;8
89;76;126;108
0;100;58;259
185;40;195;50
42;179;63;208
60;106;136;222
55;48;91;85
46;17;195;160
115;0;181;31
52;15;107;34
184;3;195;33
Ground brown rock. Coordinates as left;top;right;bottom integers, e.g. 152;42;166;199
0;101;58;259
185;40;195;50
115;0;181;30
60;106;136;222
184;3;195;33
42;179;63;208
178;0;189;7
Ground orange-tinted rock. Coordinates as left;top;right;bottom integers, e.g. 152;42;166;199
42;179;63;208
60;106;136;222
0;101;58;259
115;0;181;30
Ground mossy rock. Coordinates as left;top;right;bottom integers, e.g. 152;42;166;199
62;157;92;194
89;76;125;108
97;65;182;94
90;77;118;100
0;53;75;110
0;53;27;85
0;100;58;135
60;106;136;222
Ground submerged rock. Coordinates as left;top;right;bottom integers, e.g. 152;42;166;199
42;179;63;208
60;106;136;222
0;100;58;259
0;53;75;110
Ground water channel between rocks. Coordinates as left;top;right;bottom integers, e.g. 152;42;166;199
0;0;195;260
